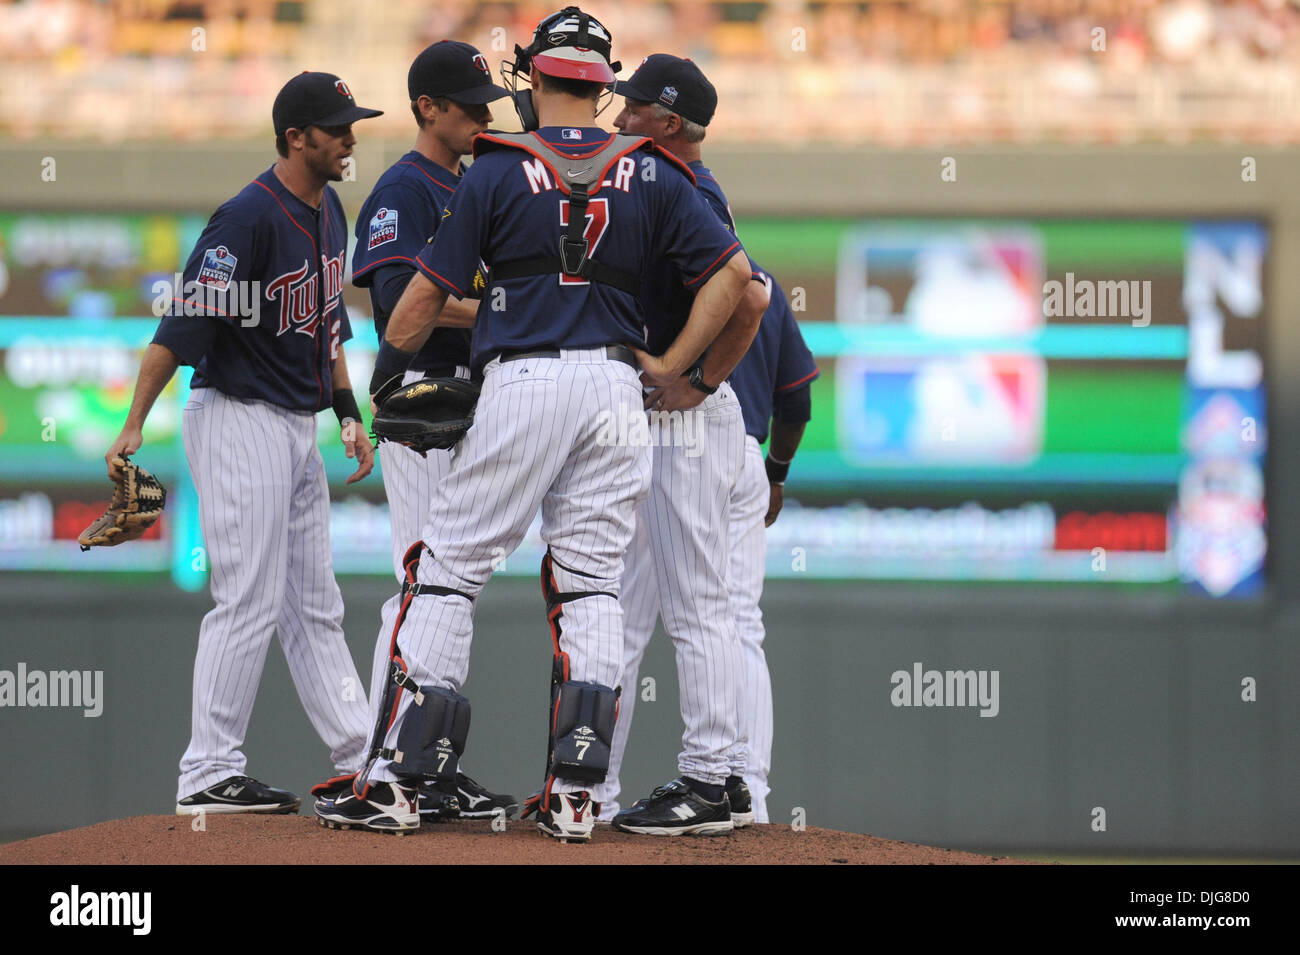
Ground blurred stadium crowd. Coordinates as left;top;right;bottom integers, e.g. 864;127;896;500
1;0;1297;143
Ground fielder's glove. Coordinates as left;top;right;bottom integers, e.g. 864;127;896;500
371;377;481;455
79;456;167;550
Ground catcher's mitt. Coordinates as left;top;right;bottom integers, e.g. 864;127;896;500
372;377;481;454
79;456;167;550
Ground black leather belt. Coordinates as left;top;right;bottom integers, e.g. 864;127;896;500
498;344;638;369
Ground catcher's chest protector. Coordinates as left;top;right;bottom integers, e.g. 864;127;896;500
473;131;657;195
472;132;696;294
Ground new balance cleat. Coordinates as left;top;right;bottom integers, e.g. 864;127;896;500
176;775;300;815
612;778;733;837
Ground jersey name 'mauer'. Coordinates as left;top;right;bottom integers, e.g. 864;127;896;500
151;166;353;413
519;153;638;195
416;126;743;374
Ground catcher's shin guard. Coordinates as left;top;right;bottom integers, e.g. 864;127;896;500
357;540;473;796
536;550;621;803
389;685;470;782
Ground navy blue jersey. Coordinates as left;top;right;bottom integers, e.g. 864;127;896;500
692;163;738;233
351;151;472;376
415;127;742;373
152;167;352;413
729;271;820;443
639;161;758;356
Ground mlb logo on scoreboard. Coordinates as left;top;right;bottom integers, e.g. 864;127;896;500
837;354;1045;464
368;207;398;250
197;246;237;289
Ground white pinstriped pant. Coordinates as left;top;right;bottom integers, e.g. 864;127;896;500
177;388;370;801
365;369;460;747
592;382;747;807
730;436;774;823
364;350;651;795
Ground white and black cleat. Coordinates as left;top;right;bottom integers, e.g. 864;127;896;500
175;775;300;815
314;781;420;835
534;790;595;843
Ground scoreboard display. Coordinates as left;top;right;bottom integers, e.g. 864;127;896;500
0;213;1269;596
744;217;1268;597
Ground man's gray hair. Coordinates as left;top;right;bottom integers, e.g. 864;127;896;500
650;103;707;143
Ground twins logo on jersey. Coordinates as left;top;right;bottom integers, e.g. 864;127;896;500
198;246;238;290
266;250;346;337
368;207;399;250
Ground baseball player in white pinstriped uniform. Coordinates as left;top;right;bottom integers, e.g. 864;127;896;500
322;41;519;823
591;55;776;836
720;271;818;823
597;265;816;829
312;7;752;841
106;72;383;814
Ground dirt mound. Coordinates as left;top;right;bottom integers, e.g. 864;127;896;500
0;815;1034;865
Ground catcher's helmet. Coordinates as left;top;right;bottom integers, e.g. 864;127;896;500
500;7;621;131
513;7;620;83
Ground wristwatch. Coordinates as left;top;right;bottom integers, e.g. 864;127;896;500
688;366;718;395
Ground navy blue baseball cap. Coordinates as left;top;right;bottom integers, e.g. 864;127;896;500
409;40;510;105
614;54;717;127
273;71;383;134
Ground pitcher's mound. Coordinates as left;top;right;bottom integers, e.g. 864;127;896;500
0;815;1035;864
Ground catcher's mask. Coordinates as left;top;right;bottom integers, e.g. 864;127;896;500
500;6;620;132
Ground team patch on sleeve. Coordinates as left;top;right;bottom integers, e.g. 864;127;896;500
198;246;237;290
368;207;399;250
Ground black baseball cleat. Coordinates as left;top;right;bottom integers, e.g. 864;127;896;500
725;775;755;828
417;781;462;821
453;772;520;819
611;778;734;837
175;775;300;815
315;781;420;835
420;773;518;820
